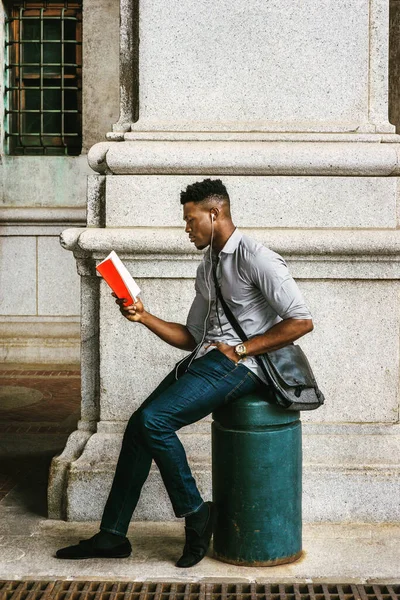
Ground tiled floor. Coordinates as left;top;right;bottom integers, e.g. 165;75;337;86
0;364;80;501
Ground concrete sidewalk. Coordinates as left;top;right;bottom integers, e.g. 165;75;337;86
0;365;399;583
0;458;399;582
1;516;400;582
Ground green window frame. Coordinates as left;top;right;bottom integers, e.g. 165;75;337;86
4;0;82;155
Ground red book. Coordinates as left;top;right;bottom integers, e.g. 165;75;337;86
96;251;141;307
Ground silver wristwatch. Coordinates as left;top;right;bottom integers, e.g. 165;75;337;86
234;343;247;359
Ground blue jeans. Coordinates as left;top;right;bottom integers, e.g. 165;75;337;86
100;348;266;535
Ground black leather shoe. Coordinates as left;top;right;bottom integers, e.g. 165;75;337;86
175;501;217;568
56;533;132;559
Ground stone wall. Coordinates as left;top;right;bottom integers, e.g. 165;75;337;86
36;0;400;523
0;0;120;363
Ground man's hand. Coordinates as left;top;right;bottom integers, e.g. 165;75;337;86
206;341;240;363
112;292;145;322
111;292;196;350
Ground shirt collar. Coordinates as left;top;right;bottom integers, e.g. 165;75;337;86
217;227;242;257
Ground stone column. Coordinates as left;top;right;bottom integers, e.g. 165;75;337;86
51;0;400;522
48;178;103;518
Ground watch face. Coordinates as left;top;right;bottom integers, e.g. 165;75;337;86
236;344;245;354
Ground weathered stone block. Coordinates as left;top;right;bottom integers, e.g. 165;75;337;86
106;175;397;229
38;237;81;316
0;237;37;315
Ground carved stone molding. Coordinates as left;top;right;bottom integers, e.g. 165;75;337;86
110;0;139;135
88;140;400;176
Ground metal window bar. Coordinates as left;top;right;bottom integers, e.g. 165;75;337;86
4;0;82;155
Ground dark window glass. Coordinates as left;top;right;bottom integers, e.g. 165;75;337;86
4;1;82;156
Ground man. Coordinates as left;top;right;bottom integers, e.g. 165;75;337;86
56;178;313;567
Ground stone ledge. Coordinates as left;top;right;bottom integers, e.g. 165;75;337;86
60;228;400;278
121;131;400;142
87;140;400;176
0;321;80;338
0;208;86;237
62;227;400;256
62;460;400;522
0;321;80;365
0;207;86;224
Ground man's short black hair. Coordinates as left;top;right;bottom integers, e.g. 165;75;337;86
180;178;229;205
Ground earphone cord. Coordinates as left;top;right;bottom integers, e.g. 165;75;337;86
212;257;224;335
174;217;215;380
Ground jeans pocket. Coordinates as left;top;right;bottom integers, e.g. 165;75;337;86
215;347;239;367
223;371;254;404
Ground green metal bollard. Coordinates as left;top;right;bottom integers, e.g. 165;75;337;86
211;392;302;566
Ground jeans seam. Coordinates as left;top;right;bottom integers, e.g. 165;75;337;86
247;371;265;384
111;431;143;535
224;371;253;403
153;428;201;517
100;525;126;536
178;501;204;518
192;360;239;383
220;367;239;381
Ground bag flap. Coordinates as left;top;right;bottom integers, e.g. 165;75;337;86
265;344;315;387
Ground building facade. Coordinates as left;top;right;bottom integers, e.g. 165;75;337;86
0;0;119;363
1;0;400;524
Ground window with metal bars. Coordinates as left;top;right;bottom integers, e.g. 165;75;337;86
4;0;82;155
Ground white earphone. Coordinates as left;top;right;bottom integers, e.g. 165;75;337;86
174;211;215;380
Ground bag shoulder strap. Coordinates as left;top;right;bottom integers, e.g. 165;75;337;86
212;259;248;341
211;259;273;384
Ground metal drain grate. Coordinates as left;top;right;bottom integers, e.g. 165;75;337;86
0;583;399;600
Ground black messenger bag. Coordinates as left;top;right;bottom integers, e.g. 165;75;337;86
212;266;325;411
257;343;324;411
